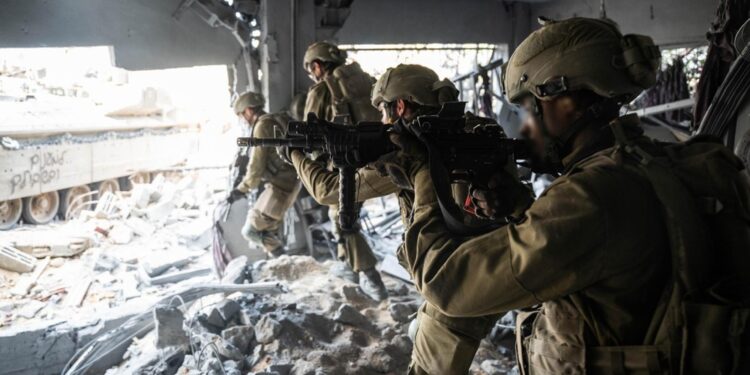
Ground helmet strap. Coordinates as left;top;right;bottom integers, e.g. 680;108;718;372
532;96;621;173
554;98;621;154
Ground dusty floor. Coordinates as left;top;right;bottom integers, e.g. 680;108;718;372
107;256;516;375
0;170;515;375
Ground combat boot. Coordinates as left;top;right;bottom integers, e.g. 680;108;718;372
359;268;388;301
330;261;359;283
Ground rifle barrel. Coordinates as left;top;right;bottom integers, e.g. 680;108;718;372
236;137;318;148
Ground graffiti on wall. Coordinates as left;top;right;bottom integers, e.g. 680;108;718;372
9;151;67;194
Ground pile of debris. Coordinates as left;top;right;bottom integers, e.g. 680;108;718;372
0;170;225;374
1;170;515;374
104;255;515;375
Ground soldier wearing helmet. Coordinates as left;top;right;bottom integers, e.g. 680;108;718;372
228;91;266;199
233;91;266;130
230;93;307;258
286;63;511;374
286;41;387;300
380;18;683;374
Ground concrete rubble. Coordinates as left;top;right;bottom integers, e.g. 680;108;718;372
0;170;229;374
0;170;515;374
101;255;515;375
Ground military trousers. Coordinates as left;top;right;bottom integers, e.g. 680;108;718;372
243;182;301;253
328;204;378;272
409;302;501;374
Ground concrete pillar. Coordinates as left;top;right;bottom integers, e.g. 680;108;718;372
260;0;295;112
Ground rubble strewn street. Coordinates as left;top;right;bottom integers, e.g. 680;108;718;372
0;170;515;374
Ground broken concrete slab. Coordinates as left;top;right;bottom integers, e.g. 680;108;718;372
0;243;36;273
141;250;195;277
16;300;45;319
125;217;156;237
108;223;134;245
254;315;282;344
221;255;251;284
11;256;50;296
216;299;241;322
333;304;372;330
5;231;92;258
221;325;254;353
388;302;418;323
65;276;92;307
144;267;211;286
154;306;189;348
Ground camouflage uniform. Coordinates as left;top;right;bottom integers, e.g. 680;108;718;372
385;18;678;374
301;42;381;273
237;112;301;254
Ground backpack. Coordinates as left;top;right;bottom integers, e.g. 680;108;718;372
324;62;381;124
610;117;750;374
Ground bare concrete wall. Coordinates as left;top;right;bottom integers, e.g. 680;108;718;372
0;0;241;70
529;0;717;47
334;0;519;44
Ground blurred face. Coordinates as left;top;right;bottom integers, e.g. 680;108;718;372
518;95;579;160
306;61;325;83
241;107;258;124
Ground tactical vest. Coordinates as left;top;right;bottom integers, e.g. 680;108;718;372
324;62;381;125
516;116;750;374
254;113;298;191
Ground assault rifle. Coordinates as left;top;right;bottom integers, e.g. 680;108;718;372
237;102;531;235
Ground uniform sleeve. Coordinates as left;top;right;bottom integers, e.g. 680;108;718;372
402;166;607;317
305;83;334;122
237;118;276;192
292;151;400;205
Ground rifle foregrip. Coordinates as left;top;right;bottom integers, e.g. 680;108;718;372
338;166;357;233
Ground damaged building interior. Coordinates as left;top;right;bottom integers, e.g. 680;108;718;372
1;0;749;374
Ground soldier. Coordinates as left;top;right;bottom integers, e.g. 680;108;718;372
229;93;306;258
382;17;750;374
294;41;387;301
285;64;506;374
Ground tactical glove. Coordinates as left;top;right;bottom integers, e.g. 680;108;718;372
469;171;533;221
371;121;428;190
226;188;246;204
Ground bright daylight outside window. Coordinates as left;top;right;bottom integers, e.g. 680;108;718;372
341;43;510;120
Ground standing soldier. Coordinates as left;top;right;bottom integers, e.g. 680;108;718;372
285;64;511;374
293;41;387;301
229;93;306;258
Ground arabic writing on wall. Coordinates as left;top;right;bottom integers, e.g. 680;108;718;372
9;151;67;194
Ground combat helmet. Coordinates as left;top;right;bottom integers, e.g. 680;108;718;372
233;91;265;114
503;17;660;104
304;42;347;71
371;64;459;108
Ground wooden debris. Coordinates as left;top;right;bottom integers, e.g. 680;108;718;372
11;257;50;296
65;276;93;307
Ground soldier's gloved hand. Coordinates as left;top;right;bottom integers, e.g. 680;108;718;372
226;188;246;204
371;121;427;190
469;170;534;221
276;146;302;165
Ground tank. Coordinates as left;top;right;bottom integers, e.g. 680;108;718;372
0;85;199;229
